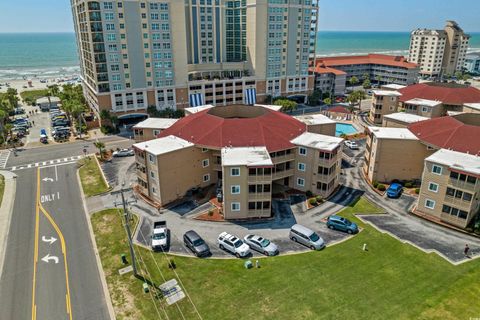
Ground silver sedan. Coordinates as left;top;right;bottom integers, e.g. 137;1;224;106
243;234;279;256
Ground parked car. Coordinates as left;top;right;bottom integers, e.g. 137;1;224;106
113;149;134;157
386;183;403;198
151;220;169;251
243;234;279;256
344;140;359;150
217;232;250;258
289;224;325;250
183;230;210;257
327;215;358;234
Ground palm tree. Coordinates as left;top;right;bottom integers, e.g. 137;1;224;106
349;76;359;87
94;141;106;159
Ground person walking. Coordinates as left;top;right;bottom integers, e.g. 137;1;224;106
464;244;470;257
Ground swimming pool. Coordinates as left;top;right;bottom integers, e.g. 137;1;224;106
335;123;358;136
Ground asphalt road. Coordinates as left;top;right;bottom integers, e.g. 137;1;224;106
0;161;111;318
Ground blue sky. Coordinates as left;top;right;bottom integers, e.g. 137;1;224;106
0;0;479;33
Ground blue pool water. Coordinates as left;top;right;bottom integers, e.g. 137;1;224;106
336;123;358;136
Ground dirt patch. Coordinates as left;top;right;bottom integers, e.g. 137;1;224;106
195;206;224;222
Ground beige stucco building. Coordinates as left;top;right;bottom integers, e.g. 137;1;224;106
133;104;343;220
369;90;402;124
70;0;319;122
132;117;177;142
416;149;480;229
382;112;428;128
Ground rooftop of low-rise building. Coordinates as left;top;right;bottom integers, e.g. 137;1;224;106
383;112;429;124
133;135;194;156
314;54;418;70
408;113;480;155
398;82;480;105
327;105;352;114
404;98;442;107
159;104;306;152
255;104;282;112
381;84;406;90
464;103;480;111
368;127;419;140
294;114;336;125
133;117;178;130
309;65;347;76
426;149;480;176
221;147;273;167
184;104;215;114
373;90;402;97
290;132;343;152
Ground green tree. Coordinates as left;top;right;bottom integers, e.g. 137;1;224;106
347;90;366;111
273;98;297;112
307;90;321;106
362;73;370;81
323;97;332;105
5;88;19;109
349;76;359;87
363;79;371;89
454;71;463;80
94;141;106;159
375;75;381;84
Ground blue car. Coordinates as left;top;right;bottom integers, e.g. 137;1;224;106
386;183;403;198
327;215;358;234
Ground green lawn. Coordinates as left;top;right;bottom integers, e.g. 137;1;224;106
91;198;480;320
0;174;4;207
78;157;109;197
19;89;49;105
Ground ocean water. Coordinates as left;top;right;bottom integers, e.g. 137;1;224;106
0;31;479;80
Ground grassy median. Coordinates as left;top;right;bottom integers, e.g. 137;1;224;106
78;157;109;197
0;174;4;207
91;199;480;320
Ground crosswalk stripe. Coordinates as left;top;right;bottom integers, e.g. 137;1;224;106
27;164;32;168
35;163;39;167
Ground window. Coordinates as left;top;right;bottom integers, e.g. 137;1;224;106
148;154;155;163
231;202;240;211
203;174;210;182
202;159;209;167
231;185;240;194
153;130;160;136
231;168;240;176
432;165;442;175
202;148;208;153
297;178;305;187
298;163;306;171
428;182;438;193
150;171;155;178
299;147;307;156
463;192;472;202
425;199;435;209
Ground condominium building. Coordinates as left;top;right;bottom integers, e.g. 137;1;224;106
132;117;178;142
70;0;319;121
464;52;480;75
368;90;402;124
408;21;470;77
311;54;419;97
133;104;343;220
416;149;480;229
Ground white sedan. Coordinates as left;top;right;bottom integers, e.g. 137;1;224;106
113;149;134;157
344;140;359;150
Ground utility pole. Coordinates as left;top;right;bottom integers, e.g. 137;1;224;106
112;184;137;277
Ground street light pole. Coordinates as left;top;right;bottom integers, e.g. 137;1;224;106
112;185;137;277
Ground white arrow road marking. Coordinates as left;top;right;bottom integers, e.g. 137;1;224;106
41;254;59;264
42;177;54;182
41;236;57;245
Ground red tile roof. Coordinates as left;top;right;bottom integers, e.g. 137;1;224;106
399;83;480;106
158;107;307;152
408;116;480;155
315;54;418;70
309;65;347;76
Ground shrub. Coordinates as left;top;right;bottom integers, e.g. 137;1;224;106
405;182;413;188
315;195;323;203
377;184;386;191
415;188;420;194
305;190;313;198
372;180;379;188
309;198;317;206
208;210;214;216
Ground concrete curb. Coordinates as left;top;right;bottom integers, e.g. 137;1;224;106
76;169;116;320
356;215;479;266
94;156;111;190
0;171;17;279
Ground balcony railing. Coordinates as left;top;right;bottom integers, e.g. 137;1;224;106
248;174;272;184
272;169;294;180
271;153;295;164
448;179;477;191
443;195;473;210
248;192;271;201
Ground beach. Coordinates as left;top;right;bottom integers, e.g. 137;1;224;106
0;77;81;94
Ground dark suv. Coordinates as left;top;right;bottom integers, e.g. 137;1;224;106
183;230;210;257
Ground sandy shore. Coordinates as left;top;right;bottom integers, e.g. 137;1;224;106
0;77;80;94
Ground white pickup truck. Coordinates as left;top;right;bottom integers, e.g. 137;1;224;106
151;221;169;251
217;232;250;258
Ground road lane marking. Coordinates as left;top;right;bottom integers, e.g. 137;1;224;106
41;254;59;264
39;205;73;320
42;178;54;182
41;236;57;244
31;169;40;320
55;165;58;181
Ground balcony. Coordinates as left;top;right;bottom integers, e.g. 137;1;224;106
443;196;473;211
272;169;294;180
318;157;337;167
248;174;272;184
188;69;251;82
270;152;295;164
448;179;476;191
248;192;271;201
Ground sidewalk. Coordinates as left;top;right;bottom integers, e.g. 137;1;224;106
0;171;17;278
